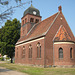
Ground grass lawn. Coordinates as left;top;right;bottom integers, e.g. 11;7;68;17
0;62;75;75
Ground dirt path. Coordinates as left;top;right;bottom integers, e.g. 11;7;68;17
0;67;28;75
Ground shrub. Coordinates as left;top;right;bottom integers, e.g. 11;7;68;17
0;57;4;61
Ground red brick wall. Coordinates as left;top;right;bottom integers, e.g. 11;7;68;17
54;43;75;65
15;38;45;66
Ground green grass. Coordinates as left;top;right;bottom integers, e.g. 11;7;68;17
0;62;75;75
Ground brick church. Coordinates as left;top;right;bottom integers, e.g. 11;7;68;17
15;4;75;67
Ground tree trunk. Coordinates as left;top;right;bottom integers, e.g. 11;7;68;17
11;57;13;63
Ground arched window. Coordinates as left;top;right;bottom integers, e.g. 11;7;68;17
25;18;27;24
37;42;41;58
59;48;63;58
29;45;32;58
30;18;34;22
70;48;73;59
22;20;24;25
35;19;39;23
22;46;25;58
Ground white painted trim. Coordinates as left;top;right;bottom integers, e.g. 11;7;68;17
15;37;45;47
54;42;74;44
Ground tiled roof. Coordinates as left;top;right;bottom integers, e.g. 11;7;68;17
17;12;58;43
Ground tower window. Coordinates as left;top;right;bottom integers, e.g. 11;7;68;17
37;42;41;58
22;20;24;25
35;19;39;23
59;48;63;59
70;48;73;59
30;18;34;22
25;18;27;24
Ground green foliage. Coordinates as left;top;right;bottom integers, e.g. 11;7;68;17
0;18;21;59
0;42;6;55
0;57;4;61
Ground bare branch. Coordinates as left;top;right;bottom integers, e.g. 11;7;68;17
0;0;31;24
0;0;9;5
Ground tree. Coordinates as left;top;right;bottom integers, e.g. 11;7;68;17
0;0;31;24
0;42;6;55
0;18;21;63
0;27;6;55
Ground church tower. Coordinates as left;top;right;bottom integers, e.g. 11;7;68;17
21;4;42;37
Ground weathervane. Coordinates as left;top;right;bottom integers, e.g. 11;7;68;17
31;0;32;4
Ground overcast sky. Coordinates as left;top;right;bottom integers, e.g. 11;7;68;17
1;0;75;36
